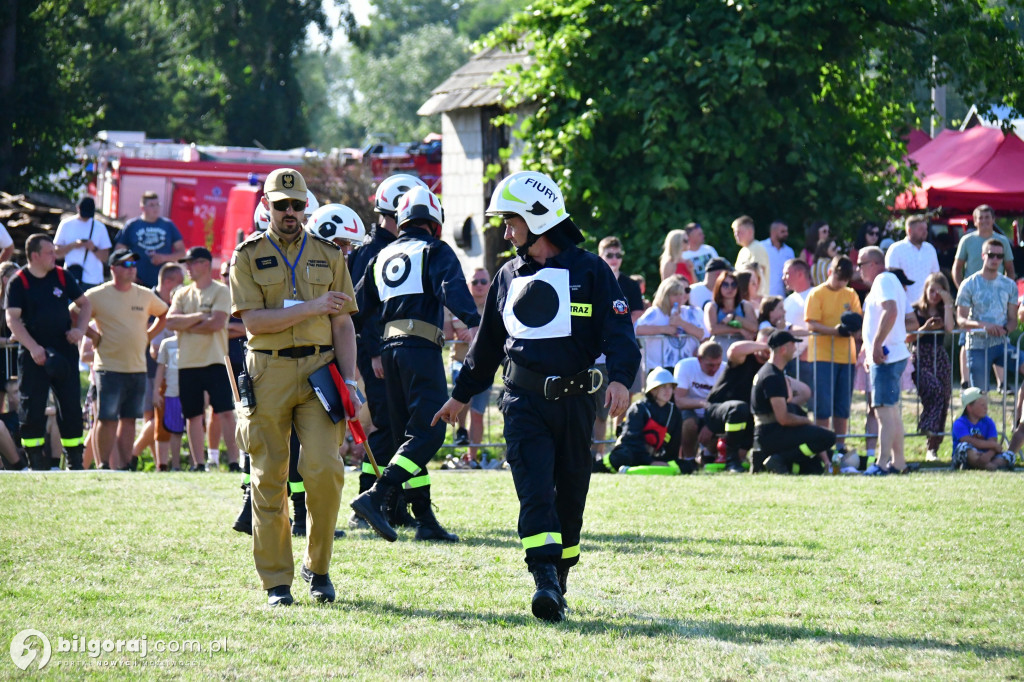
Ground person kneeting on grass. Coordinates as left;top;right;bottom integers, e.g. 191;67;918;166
594;368;684;475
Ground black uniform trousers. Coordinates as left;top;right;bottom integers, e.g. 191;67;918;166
379;344;445;496
756;423;836;475
18;346;84;469
704;401;754;456
356;350;396;493
500;387;596;571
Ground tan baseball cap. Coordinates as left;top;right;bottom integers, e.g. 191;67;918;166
264;168;307;202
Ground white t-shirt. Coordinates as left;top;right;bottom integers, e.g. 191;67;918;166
689;283;713;311
884;239;939;304
672;356;724;417
863;272;910;366
784;288;812;354
54;216;112;285
636;305;706;372
0;221;12;251
681;244;719;281
156;336;181;398
760;239;795;297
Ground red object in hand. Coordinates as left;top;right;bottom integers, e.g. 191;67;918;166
330;364;367;444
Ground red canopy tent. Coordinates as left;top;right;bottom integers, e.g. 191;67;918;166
895;127;1024;212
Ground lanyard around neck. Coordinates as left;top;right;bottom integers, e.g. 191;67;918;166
265;232;307;298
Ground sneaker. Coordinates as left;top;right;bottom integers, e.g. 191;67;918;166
925;450;938;462
228;462;242;473
189;463;207;472
999;451;1016;469
863;464;889;476
454;427;470;446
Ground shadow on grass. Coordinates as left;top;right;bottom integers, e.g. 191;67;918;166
466;529;818;555
334;595;1022;660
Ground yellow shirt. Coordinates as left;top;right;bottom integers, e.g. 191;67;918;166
86;282;168;373
229;230;357;350
170;280;232;369
804;283;862;364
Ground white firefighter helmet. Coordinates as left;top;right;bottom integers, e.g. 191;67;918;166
486;170;569;235
253;203;271;232
374;173;428;216
396;186;443;232
304;189;320;218
644;367;677;395
307;203;366;243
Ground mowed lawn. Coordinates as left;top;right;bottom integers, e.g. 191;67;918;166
1;470;1022;680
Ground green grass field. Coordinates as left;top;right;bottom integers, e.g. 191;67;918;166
2;470;1022;680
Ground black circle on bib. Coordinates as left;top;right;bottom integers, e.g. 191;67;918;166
382;254;412;286
512;279;559;328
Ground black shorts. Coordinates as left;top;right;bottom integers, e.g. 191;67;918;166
178;364;235;419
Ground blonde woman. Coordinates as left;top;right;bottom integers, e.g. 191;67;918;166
659;230;695;284
635;275;706;371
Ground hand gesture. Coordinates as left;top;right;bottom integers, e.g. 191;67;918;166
432;397;466;426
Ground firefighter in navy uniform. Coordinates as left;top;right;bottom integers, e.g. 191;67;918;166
347;174;427;531
5;234;91;470
433;171;641;623
350;186;480;542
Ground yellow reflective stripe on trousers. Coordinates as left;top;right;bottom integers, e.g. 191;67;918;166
242;474;251;485
561;545;580;560
799;443;815;456
602;454;615;473
289;481;305;494
724;422;745;432
522;531;562;550
403;474;431;489
394;455;421;476
21;437;45;447
361;462;377;475
61;436;85;447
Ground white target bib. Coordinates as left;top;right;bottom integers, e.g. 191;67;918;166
503;268;571;339
374;240;426;301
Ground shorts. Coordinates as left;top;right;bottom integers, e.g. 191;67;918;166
593;364;610;421
869;359;908;407
95;371;147;421
811;362;853;419
451;363;493;414
178;364;235;419
680;409;705;426
143;373;156;413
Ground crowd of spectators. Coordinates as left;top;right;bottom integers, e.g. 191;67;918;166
0;192;1020;477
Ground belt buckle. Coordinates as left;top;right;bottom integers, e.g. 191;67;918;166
542;375;560;400
588;368;603;394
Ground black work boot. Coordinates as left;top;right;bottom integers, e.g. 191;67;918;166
725;450;745;474
386;488;419;529
266;585;293;607
301;564;336;604
350;480;398;542
410;492;458;542
529;563;565;622
291;491;307;536
557;565;570;596
27;447;47;471
233;484;253;535
66;447;84;471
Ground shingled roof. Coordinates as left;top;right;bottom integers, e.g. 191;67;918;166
418;47;529;117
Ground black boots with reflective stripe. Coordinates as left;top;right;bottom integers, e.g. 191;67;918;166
350;480;398;542
557;566;570;596
410;493;458;543
233;483;253;535
387;488;419;529
530;563;565;622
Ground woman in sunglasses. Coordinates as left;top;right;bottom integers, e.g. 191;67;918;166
704;270;756;354
850;222;881;300
635;275;706;372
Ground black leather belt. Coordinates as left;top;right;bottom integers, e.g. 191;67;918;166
505;362;603;400
253;345;329;358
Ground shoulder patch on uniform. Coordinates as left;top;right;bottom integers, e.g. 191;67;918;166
612;299;629;315
310;234;341;250
235;232;263;251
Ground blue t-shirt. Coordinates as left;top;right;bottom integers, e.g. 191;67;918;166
116;217;183;287
951;414;997;450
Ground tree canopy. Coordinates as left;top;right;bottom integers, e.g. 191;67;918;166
491;0;1024;277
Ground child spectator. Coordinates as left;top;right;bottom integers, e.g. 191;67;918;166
593;368;687;475
907;272;954;462
153;334;185;471
951;387;1015;471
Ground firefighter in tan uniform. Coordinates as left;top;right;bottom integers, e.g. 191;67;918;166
230;167;361;607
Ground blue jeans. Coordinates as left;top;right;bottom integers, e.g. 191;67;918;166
967;343;1019;392
811;362;853;419
870;359;908;407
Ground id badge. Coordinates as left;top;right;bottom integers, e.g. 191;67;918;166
284;299;302;308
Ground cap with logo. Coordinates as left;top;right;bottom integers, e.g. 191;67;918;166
109;248;139;266
180;246;213;263
264;168;308;202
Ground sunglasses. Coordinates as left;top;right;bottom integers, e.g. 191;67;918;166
682;286;691;293
721;280;737;289
867;230;879;236
271;198;306;212
985;252;1004;259
471;278;489;286
116;260;138;268
603;252;623;259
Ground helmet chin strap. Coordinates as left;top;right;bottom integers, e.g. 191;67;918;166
514;230;541;258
